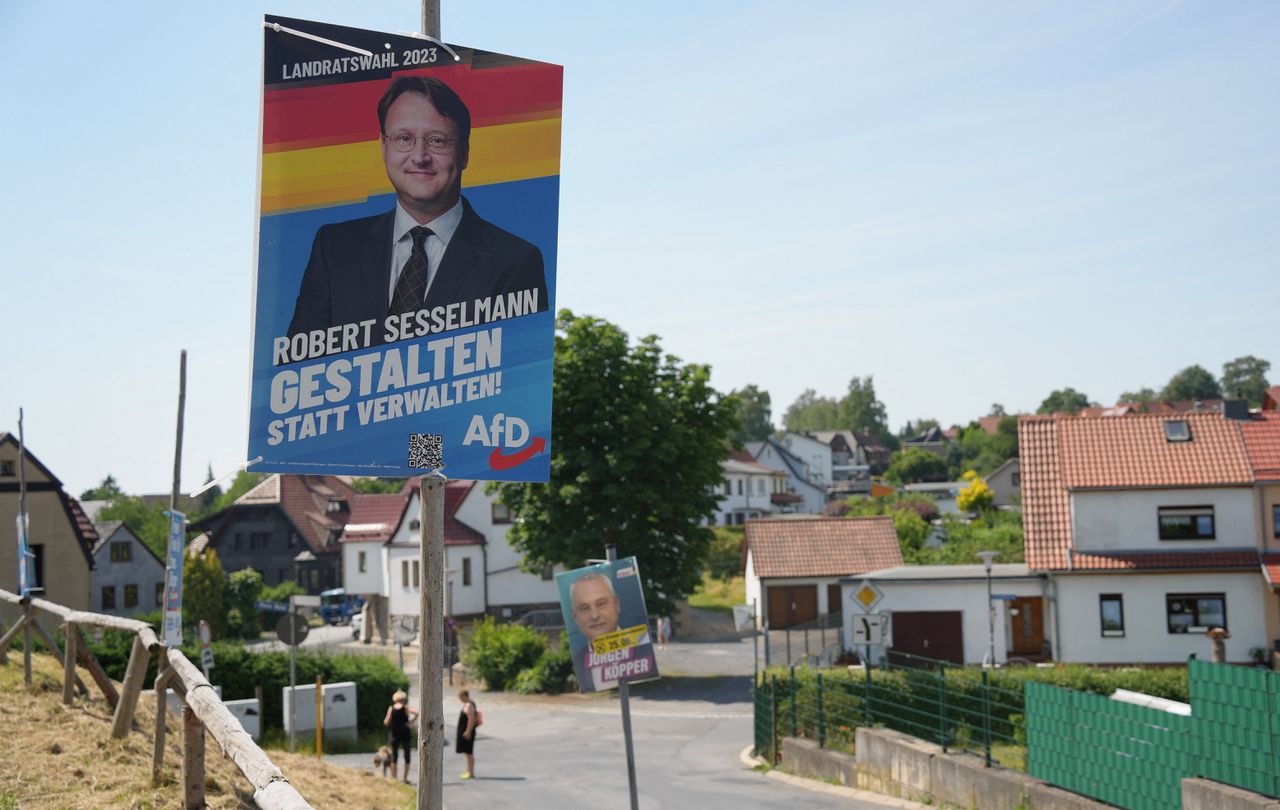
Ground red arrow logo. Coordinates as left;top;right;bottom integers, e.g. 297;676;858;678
488;436;547;470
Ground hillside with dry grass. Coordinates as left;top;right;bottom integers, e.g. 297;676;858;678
0;652;412;809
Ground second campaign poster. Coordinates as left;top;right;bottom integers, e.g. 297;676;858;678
557;558;660;693
247;16;562;482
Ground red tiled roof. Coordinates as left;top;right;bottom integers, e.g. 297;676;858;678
771;492;804;504
443;480;484;545
1242;412;1280;481
272;475;358;554
1019;417;1073;570
727;448;755;463
744;516;902;579
1057;412;1252;488
340;493;410;543
1264;388;1280;411
1066;549;1261;571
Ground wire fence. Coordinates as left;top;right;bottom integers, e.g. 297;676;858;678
754;651;1026;769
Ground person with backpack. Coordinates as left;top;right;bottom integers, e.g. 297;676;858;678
456;688;480;779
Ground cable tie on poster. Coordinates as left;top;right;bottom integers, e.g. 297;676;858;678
189;456;264;499
264;22;374;57
397;30;462;61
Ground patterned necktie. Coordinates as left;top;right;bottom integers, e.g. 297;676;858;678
389;225;434;316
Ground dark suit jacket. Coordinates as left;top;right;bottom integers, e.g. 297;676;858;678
287;197;548;342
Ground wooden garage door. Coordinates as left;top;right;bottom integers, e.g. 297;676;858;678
887;611;964;665
766;585;818;628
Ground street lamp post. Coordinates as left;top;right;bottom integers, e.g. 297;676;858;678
976;551;999;668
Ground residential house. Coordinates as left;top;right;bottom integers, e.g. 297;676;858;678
984;458;1021;509
902;426;950;460
749;438;827;514
742;516;902;628
91;521;166;617
779;432;834;486
854;431;893;475
902;481;963;514
193;475;358;592
808;430;872;497
341;478;561;630
0;433;96;612
712;457;788;525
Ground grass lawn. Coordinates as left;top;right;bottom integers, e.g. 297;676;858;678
688;573;745;615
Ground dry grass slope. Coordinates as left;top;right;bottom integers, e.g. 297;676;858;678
0;653;413;809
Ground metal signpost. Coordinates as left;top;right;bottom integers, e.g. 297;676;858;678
280;596;311;753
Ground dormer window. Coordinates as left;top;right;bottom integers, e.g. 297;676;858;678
1164;420;1191;442
325;499;348;514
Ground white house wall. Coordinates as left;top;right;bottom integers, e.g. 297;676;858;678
1053;571;1271;664
753;444;826;514
445;545;485;616
1072;488;1256;553
341;541;385;597
387;545;421;618
454;484;560;611
744;551;761;627
781;433;833;486
842;578;1045;665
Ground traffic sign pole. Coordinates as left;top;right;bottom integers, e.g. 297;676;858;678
289;595;297;753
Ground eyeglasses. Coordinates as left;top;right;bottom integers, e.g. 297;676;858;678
383;133;458;154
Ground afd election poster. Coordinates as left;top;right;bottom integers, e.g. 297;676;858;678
161;510;187;647
556;558;660;694
249;16;561;482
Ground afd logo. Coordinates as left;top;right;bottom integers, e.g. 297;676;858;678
462;413;547;471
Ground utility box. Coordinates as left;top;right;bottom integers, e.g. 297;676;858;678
283;681;358;742
225;698;262;740
143;684;222;717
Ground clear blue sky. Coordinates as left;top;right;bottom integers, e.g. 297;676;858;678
1;1;1275;496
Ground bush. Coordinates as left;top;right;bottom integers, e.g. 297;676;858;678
707;527;744;581
512;633;576;695
462;617;547;691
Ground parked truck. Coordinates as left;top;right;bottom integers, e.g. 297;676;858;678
318;588;364;625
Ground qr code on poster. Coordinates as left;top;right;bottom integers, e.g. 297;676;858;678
408;433;444;469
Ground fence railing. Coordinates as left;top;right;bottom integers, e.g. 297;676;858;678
0;588;313;809
754;652;1026;769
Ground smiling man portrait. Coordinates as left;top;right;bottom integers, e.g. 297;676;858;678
287;74;549;348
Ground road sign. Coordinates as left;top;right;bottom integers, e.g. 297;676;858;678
201;647;215;671
198;620;212;647
850;581;884;612
852;612;888;646
276;614;310;646
732;603;756;632
256;600;289;613
291;595;322;608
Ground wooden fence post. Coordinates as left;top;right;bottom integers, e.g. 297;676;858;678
23;604;32;685
153;666;176;785
75;626;120;709
183;704;206;809
0;617;7;665
62;622;78;704
0;614;30;658
112;636;150;738
28;619;87;696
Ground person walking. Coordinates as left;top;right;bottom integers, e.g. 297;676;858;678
456;688;479;779
383;689;419;783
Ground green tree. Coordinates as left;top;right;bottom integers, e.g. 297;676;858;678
96;495;170;559
184;549;228;639
197;463;223;513
1118;387;1157;404
1037;388;1091;415
884;448;948;484
196;471;267;520
909;511;1024;565
989;403;1007;417
226;568;264;638
1221;355;1271;407
493;311;738;617
729;384;774;443
706;527;745;581
351;477;409;494
80;474;123;501
838;376;893;446
782;389;840;431
1161;365;1222;401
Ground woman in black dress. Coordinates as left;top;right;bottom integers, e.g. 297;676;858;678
456;688;478;779
383;689;418;783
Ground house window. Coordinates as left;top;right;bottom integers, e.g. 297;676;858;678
110;542;132;562
1273;504;1280;538
29;544;44;590
1163;420;1192;442
155;582;164;607
1158;506;1215;540
1011;472;1021;487
101;586;116;609
1167;593;1226;633
756;478;765;495
289;532;299;549
1099;594;1124;637
325;499;348;513
737;479;743;495
462;558;472;586
402;560;410;587
409;519;421;531
124;584;139;608
0;460;13;476
251;532;270;550
541;564;554;581
412;561;421;589
492;503;512;524
358;551;367;573
234;533;244;550
723;513;731;526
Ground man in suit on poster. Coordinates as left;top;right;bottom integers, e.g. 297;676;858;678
287;74;548;349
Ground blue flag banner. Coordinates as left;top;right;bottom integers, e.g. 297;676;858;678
162;510;187;647
15;513;32;598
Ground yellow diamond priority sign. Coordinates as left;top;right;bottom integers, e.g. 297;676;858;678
851;581;883;612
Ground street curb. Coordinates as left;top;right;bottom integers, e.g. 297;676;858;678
738;746;928;809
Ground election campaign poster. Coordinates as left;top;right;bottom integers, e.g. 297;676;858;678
15;513;32;598
249;16;562;482
162;510;187;647
556;558;660;694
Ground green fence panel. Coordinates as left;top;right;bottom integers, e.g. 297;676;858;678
1189;659;1280;798
1026;681;1191;810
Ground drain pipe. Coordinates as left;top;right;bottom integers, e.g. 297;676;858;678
1044;573;1061;661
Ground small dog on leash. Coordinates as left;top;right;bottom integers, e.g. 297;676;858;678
372;746;394;777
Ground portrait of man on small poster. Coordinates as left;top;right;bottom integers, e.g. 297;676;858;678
556;558;660;694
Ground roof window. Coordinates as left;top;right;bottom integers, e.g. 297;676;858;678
1163;420;1191;443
